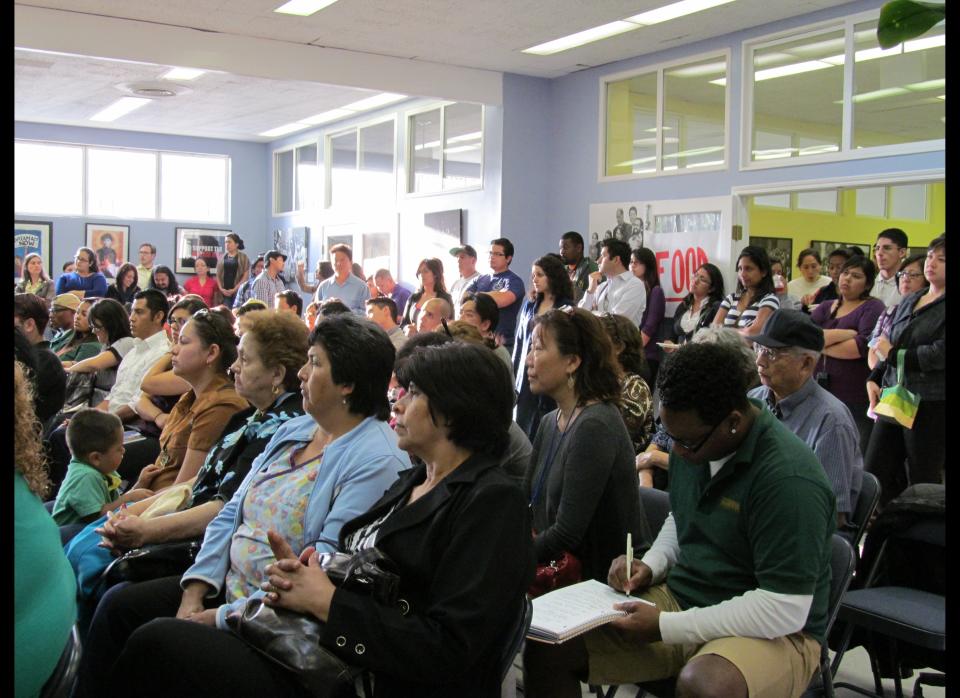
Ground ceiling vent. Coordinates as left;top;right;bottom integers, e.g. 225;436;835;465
117;81;191;98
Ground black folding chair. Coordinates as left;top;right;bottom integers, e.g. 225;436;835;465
40;624;82;698
840;471;881;550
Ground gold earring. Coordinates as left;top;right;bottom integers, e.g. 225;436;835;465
567;373;575;389
273;384;282;396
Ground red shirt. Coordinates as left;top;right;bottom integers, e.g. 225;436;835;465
183;275;220;307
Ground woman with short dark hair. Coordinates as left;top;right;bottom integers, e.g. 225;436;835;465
183;256;221;308
524;307;640;584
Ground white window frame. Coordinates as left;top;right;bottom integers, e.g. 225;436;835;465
14;140;86;218
597;49;731;183
324;115;398;209
405;101;484;197
14;138;231;224
740;10;945;171
272;137;320;216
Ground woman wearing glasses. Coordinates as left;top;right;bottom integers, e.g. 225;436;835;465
63;299;136;407
867;254;928;370
670;262;725;346
55;246;109;299
524;307;640;584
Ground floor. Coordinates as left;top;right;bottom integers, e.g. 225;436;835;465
503;645;944;697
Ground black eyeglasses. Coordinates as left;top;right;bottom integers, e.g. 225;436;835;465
663;416;727;453
895;270;924;282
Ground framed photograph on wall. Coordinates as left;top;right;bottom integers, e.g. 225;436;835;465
272;226;310;275
175;227;231;274
750;236;794;280
85;222;129;279
323;215;399;281
14;220;53;282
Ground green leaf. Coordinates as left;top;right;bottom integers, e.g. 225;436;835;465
877;0;945;49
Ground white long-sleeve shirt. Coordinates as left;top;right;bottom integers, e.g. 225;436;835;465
578;270;646;326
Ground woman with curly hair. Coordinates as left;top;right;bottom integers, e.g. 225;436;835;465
513;254;575;439
599;312;654;458
14;361;77;698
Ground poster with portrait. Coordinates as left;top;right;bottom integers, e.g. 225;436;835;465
175;227;231;274
14;220;52;282
85;223;129;279
750;236;794;281
589;198;731;316
272;227;310;283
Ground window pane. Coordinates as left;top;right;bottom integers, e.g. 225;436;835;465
330;131;357;206
751;30;844;162
890;184;928;221
443;102;482;189
796;190;838;213
852;20;944;149
275;150;294;213
359;121;395;201
295;143;320;211
606;72;657;175
161;153;228;223
753;194;791;208
856;187;886;217
87;148;157;218
15;142;83;216
410;108;441;193
662;58;726;171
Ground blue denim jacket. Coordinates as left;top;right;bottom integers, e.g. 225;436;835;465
177;413;410;628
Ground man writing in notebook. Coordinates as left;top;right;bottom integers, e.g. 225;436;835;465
525;342;835;698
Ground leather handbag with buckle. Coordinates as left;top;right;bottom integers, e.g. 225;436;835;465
528;550;582;598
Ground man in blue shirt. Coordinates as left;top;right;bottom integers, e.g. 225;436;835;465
748;308;862;528
466;237;525;354
317;244;370;315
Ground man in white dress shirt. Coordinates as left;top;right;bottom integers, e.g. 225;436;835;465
578;238;646;326
870;228;908;308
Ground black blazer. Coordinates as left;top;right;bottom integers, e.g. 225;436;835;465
671;297;721;343
321;454;535;698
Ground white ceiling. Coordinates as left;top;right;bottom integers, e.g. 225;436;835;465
15;0;857;142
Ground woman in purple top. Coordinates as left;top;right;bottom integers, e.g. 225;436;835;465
810;255;885;453
630;247;665;388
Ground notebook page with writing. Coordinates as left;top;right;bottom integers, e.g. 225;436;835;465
527;579;654;644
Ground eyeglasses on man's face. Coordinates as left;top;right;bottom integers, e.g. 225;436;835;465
753;343;792;362
488;251;505;257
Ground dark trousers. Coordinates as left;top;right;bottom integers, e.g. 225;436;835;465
45;424;160;496
848;399;875;456
865;400;945;507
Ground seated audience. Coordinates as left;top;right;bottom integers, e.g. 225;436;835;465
182;256;220;307
365;296;406;351
16;251;56;301
525;341;835;698
52;409;152;526
56;297;103;365
48;292;80;347
670;263;724;346
46;290;172;489
14;362;77;698
414;296;453;335
749;309;863;527
460;291;512;375
106;262;141;308
514;254;575;441
599;312;654;457
56;246;109;298
524;307;640;584
810;256;885;452
106;341;531;697
128;309;248;491
579;238;646;326
304;299;321;331
208;304;236;328
713;245;780;336
75;314;410;698
148;264;182;301
318;297;352;318
630;247;666;386
232;255;265;309
64;298;136;409
866;234;945;507
14;295;67;425
274;288;303;316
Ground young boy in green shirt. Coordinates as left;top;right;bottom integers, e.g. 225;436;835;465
52;410;153;525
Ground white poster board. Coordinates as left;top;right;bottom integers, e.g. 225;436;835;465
589;196;735;316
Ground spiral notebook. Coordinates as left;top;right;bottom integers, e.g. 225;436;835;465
527;579;654;644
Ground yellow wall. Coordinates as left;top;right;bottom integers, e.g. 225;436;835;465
748;182;944;268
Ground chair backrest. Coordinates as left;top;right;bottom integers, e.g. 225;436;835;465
638;486;671;542
844;471;880;548
498;596;533;682
825;534;857;634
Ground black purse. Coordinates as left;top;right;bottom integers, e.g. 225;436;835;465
102;539;202;587
225;547;402;698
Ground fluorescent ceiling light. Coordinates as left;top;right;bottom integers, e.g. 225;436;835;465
414;140;442;151
344;92;406;111
666;61;727;78
904;34;945;52
274;0;339;16
523;21;639;55
937;95;945;100
447;131;483;144
259;122;309;138
798;144;839;156
300;108;355;126
662;145;724;159
161;67;206;81
90;97;151;122
443;145;481;154
905;78;945;91
626;0;736;26
686;159;725;168
847;87;909;104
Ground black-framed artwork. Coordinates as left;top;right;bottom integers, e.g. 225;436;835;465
272;226;310;272
750;236;794;280
14;219;52;282
175;227;231;274
85;222;129;279
810;240;869;261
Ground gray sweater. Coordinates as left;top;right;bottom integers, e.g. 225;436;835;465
525;402;641;582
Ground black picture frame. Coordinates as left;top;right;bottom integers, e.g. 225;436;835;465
14;219;53;281
175;227;232;274
750;236;794;280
